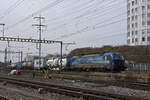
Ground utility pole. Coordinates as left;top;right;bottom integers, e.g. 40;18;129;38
7;41;10;62
60;41;63;69
32;15;46;69
0;23;5;37
59;42;75;69
0;23;6;64
21;51;23;62
18;50;23;62
4;48;7;64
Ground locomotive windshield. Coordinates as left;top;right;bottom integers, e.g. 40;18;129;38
113;53;124;60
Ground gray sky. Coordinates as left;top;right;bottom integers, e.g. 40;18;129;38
0;0;127;62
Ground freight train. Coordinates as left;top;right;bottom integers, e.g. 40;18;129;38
47;53;125;71
10;53;125;71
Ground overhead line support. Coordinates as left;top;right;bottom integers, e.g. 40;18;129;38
33;15;46;69
0;23;5;37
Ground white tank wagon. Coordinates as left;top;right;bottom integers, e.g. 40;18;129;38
46;58;68;70
58;58;67;67
46;59;54;67
21;61;33;69
10;63;17;68
46;58;59;67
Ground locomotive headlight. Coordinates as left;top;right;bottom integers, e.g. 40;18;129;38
112;62;114;66
112;62;116;68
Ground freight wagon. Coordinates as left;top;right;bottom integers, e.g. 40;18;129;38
34;58;47;69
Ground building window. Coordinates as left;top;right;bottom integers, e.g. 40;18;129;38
132;1;134;6
142;13;146;19
147;29;150;34
132;23;134;28
142;0;145;2
36;62;39;65
147;21;150;25
142;6;145;10
147;37;150;41
148;13;150;17
132;16;134;21
127;39;130;44
132;38;134;43
135;30;138;35
135;38;138;42
135;8;138;13
142;29;145;34
148;5;150;9
135;15;138;20
127;17;130;22
127;32;130;37
142;37;145;42
135;23;138;28
142;21;146;26
132;8;134;14
132;31;134;35
127;10;130;15
135;0;137;4
127;3;130;9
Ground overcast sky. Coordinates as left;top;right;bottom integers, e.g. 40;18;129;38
0;0;127;62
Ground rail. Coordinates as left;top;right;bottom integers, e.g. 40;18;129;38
0;94;11;100
52;74;150;91
0;76;148;100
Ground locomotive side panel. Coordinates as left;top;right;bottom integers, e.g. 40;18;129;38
71;55;110;70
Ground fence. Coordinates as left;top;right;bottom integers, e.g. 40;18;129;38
126;62;150;73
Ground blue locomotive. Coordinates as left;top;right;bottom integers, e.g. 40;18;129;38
47;53;125;71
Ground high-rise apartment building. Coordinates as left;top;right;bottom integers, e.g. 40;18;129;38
127;0;150;45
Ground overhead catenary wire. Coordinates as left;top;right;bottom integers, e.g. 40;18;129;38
45;0;126;38
6;0;119;31
46;8;127;33
52;1;150;41
6;0;65;30
46;0;121;24
53;15;127;40
1;0;127;58
0;0;25;21
6;0;126;48
78;32;125;44
5;0;124;39
6;0;125;38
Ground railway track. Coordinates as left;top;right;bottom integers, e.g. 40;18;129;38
0;76;149;100
1;68;150;91
51;74;150;91
0;94;11;100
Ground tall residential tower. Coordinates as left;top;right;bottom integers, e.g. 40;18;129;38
127;0;150;45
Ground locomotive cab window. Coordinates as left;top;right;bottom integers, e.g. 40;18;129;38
107;56;112;60
104;56;112;60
